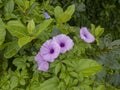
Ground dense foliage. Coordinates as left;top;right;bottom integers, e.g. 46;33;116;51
0;0;120;90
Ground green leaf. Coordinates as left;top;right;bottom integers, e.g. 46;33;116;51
0;0;2;3
20;69;29;79
91;25;104;46
97;52;120;69
40;77;59;90
105;83;120;90
108;39;120;49
96;85;105;90
71;79;79;86
4;0;14;13
27;19;35;35
79;85;92;90
108;72;120;87
63;59;102;77
0;18;6;45
91;24;96;35
103;34;112;47
54;6;63;18
63;4;75;22
78;73;84;82
0;42;11;50
13;57;26;70
77;59;102;77
58;81;66;90
69;72;78;78
14;0;24;6
4;13;17;20
27;2;38;15
76;3;85;12
57;4;75;23
4;41;20;58
59;72;67;79
95;26;104;37
2;59;8;70
54;63;62;75
35;19;53;37
70;87;79;90
19;78;25;85
24;1;30;10
54;5;75;23
64;75;71;85
18;36;34;47
7;20;27;38
10;76;18;89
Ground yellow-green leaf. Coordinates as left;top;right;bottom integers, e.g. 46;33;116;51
27;19;35;35
57;4;75;23
4;41;20;58
18;36;34;47
54;6;63;18
95;26;104;37
35;19;53;37
7;20;27;38
77;59;102;77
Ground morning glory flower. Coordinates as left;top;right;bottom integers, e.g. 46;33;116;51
43;11;51;19
40;39;60;62
80;27;95;43
35;52;42;62
53;34;74;53
37;60;49;72
35;53;49;72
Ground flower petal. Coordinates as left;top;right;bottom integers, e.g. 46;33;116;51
53;34;74;53
43;11;51;19
38;60;49;72
40;39;60;62
80;27;95;43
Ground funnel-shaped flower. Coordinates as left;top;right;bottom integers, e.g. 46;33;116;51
40;39;60;62
37;60;49;72
43;11;51;19
53;34;74;53
80;27;95;43
35;53;49;72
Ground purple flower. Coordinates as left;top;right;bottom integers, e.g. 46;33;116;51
35;53;49;72
80;27;95;43
53;34;74;53
43;11;51;19
37;60;49;72
40;39;60;62
35;52;42;62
